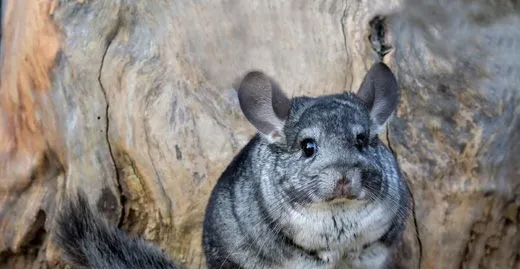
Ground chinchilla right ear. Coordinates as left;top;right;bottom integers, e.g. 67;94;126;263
355;62;400;134
237;71;291;143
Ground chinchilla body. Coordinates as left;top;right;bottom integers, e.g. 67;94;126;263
203;62;411;269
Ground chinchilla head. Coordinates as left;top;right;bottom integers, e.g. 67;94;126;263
237;62;399;206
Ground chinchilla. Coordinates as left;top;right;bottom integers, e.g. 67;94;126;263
52;62;410;269
202;61;412;269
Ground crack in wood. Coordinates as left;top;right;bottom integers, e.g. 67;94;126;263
340;1;350;92
97;10;124;227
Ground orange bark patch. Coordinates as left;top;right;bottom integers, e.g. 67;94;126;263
0;0;62;188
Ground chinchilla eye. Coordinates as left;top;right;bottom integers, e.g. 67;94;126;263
300;138;317;158
355;133;369;151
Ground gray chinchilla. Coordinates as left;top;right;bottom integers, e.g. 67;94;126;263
203;62;412;269
52;62;411;269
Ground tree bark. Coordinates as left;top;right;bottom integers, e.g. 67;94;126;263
0;1;518;269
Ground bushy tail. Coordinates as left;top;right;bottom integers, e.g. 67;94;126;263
53;190;183;269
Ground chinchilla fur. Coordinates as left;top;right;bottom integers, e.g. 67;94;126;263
53;190;184;269
202;62;412;269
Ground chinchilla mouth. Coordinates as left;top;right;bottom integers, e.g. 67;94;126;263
325;196;359;204
307;196;362;211
311;194;362;208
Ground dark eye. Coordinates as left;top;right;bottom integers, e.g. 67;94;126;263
300;138;317;158
355;133;369;151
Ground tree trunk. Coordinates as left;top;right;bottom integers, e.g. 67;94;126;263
0;1;518;269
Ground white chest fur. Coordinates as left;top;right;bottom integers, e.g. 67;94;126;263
281;200;393;269
274;242;389;269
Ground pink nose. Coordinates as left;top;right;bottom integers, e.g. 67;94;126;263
333;178;351;196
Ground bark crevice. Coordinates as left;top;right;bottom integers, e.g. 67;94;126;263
97;14;124;226
340;1;350;92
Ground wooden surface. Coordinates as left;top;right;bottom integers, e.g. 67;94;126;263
0;0;518;269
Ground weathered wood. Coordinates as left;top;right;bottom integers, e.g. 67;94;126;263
0;0;518;269
386;1;520;268
0;0;64;268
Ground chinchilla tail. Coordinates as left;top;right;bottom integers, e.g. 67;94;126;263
54;190;183;269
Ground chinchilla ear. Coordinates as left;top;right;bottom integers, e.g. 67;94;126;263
355;62;399;134
237;71;291;142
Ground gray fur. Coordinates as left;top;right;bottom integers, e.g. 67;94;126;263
53;190;183;269
203;62;411;269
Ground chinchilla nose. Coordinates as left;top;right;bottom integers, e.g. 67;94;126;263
333;177;351;196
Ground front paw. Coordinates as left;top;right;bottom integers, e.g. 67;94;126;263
350;243;390;269
318;250;341;263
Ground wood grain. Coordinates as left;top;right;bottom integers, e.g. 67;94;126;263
0;0;518;269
